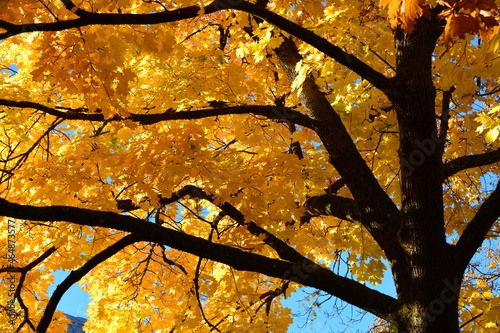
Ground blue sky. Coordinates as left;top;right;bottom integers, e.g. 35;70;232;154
48;270;90;320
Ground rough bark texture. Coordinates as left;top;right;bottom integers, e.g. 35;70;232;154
268;13;462;330
389;16;460;332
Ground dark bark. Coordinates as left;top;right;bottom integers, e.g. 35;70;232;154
442;149;500;180
389;14;460;332
36;235;139;333
272;36;404;262
0;198;399;321
437;87;455;158
304;194;361;224
0;98;316;130
121;186;361;254
163;185;320;264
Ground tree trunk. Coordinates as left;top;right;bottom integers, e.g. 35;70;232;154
390;14;461;333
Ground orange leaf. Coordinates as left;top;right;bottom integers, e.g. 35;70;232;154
380;0;426;32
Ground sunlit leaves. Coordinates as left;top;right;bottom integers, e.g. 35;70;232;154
476;106;500;143
437;0;498;44
1;0;500;331
379;0;499;41
380;0;427;32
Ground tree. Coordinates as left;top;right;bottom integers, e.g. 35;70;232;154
0;0;500;331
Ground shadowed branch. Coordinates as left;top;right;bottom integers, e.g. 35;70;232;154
455;180;500;273
0;98;316;130
442;149;500;180
0;197;399;321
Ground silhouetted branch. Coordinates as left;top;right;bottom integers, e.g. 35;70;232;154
118;185;316;265
0;246;56;332
0;98;315;130
36;235;139;333
0;197;399;321
455;181;500;273
438;87;455;157
442;149;500;180
304;194;362;224
256;281;289;315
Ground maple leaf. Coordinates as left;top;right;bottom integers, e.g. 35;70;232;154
438;0;499;44
380;0;427;32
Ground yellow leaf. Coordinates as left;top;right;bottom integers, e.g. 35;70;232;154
485;127;499;142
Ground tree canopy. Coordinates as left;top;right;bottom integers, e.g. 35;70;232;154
0;0;500;332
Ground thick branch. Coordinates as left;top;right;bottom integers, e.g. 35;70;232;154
0;99;315;130
0;0;390;93
229;2;391;92
442;149;500;180
0;198;398;320
455;181;500;273
271;35;403;264
304;194;362;224
36;234;139;333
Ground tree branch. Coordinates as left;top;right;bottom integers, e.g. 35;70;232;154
0;198;399;321
256;281;289;316
193;212;223;332
0;247;57;274
36;234;139;333
228;1;391;93
303;194;362;224
455;180;500;273
0;98;316;130
442;149;500;180
119;185;319;264
120;187;362;262
0;246;57;331
271;33;403;266
438;87;455;157
0;0;390;93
